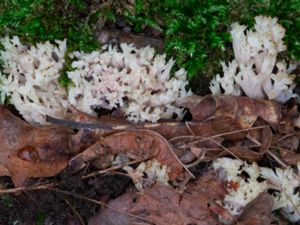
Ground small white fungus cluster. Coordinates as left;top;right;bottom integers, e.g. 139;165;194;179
67;44;191;122
213;158;268;216
0;36;68;125
210;16;297;103
261;164;300;222
123;159;170;190
213;158;300;222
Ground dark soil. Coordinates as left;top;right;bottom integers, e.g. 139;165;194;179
0;171;132;225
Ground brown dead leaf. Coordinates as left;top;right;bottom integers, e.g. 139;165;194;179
259;126;273;154
0;106;72;186
48;95;299;169
177;95;281;125
169;135;223;164
213;96;280;140
176;95;216;121
237;192;274;225
200;126;272;162
215;146;263;162
69;129;103;153
70;130;184;180
177;95;281;140
278;148;300;166
50;115;220;141
96;29;164;50
245;119;272;148
276;134;299;151
281;105;299;128
89;171;226;225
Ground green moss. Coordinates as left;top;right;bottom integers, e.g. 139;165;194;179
35;211;46;225
59;54;75;89
0;0;100;52
123;0;300;81
0;0;299;88
0;194;14;208
122;0;231;79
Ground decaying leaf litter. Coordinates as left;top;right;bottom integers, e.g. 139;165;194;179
1;93;300;224
1;15;300;225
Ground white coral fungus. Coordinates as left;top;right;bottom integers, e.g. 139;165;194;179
213;158;300;222
0;36;68;125
123;159;170;190
210;16;297;103
261;164;300;222
67;44;191;122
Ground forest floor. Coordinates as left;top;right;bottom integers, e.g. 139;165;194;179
0;12;299;225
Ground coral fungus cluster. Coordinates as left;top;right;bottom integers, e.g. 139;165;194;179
0;39;191;124
210;16;297;103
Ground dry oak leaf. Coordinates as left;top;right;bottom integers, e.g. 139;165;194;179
70;130;183;180
177;95;281;126
0;106;72;186
89;171;227;225
177;95;281;140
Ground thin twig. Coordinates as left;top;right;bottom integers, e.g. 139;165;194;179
47;115;187;132
245;132;300;184
82;159;146;179
0;183;55;194
139;129;195;178
276;132;297;142
168;135;197;143
185;152;206;168
186;121;243;162
245;134;261;146
107;170;150;182
209;138;242;161
65;199;86;225
266;150;289;169
177;125;268;149
46;115;113;130
266;149;300;188
245;136;300;183
185;122;196;136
